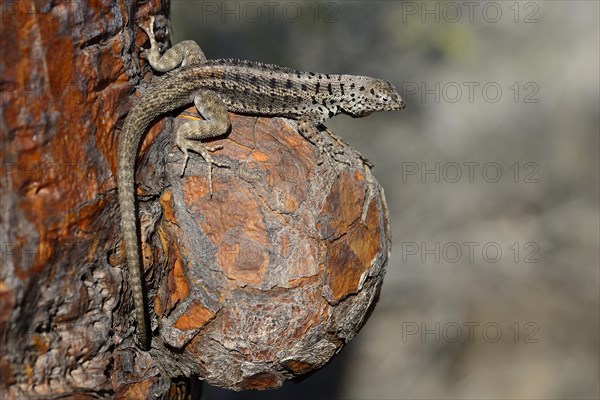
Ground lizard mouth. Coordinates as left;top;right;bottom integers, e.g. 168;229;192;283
386;97;406;111
350;110;374;118
380;99;405;112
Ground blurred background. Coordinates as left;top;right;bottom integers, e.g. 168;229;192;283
172;1;599;399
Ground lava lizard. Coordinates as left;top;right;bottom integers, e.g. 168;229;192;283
118;17;405;349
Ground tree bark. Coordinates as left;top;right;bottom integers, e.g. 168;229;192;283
0;1;390;397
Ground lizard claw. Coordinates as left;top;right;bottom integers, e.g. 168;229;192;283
179;148;190;177
201;156;231;197
204;144;224;153
176;138;230;197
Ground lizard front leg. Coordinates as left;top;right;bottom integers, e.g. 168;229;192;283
299;118;374;222
139;16;207;71
298;115;350;166
176;91;231;195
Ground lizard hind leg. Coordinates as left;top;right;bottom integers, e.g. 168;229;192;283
139;16;207;72
176;91;231;195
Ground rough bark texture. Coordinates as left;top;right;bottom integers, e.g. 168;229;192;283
0;0;390;397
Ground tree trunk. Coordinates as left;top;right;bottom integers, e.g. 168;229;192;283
0;1;390;397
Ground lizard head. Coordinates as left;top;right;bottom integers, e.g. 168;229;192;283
341;77;405;117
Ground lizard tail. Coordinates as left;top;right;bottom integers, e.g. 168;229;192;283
117;75;194;349
117;112;151;349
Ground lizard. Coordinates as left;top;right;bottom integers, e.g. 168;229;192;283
118;17;405;349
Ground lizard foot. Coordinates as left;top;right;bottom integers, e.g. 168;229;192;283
177;138;230;196
298;120;351;167
322;127;373;168
314;134;352;167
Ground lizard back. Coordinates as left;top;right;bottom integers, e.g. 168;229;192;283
148;59;404;120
